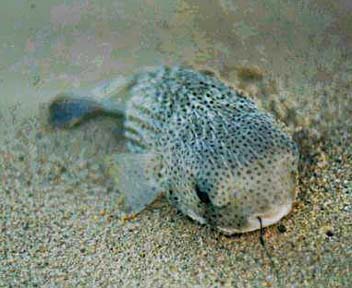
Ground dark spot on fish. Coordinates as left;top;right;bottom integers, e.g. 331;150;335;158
60;166;67;174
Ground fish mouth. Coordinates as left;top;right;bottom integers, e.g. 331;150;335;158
216;202;293;235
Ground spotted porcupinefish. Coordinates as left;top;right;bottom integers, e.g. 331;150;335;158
48;66;299;234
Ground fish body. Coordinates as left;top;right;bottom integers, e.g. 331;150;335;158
49;66;299;234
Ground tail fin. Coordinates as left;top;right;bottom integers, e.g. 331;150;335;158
48;93;102;128
48;76;130;129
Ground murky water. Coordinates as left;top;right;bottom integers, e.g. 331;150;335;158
1;0;351;127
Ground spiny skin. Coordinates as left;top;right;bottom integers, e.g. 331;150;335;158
124;66;299;234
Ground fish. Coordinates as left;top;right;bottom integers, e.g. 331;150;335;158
48;66;299;235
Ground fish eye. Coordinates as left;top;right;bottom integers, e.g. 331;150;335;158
195;184;211;204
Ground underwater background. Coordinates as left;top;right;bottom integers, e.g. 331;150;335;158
0;1;351;287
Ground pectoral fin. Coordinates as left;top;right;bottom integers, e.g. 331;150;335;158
107;153;163;214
